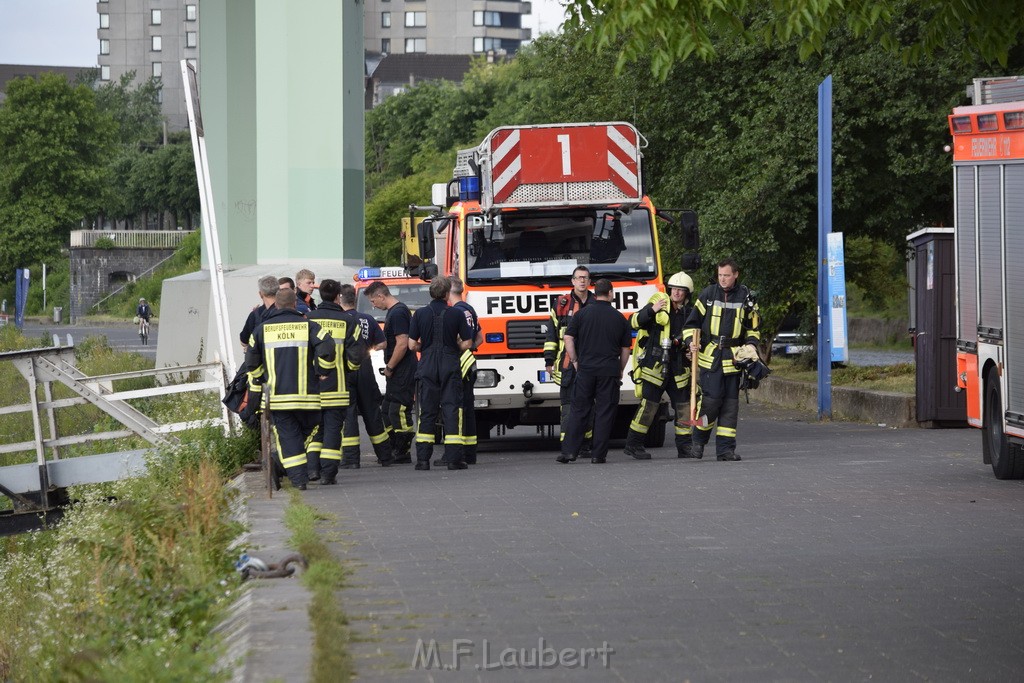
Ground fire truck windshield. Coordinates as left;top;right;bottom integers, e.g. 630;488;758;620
464;208;657;284
356;282;432;322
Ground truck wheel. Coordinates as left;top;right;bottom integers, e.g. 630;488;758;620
644;419;667;448
984;377;1024;480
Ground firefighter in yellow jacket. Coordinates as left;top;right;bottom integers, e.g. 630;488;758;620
306;279;366;485
624;272;695;459
683;258;761;461
246;287;336;489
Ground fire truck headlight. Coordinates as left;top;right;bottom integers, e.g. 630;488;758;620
474;369;499;388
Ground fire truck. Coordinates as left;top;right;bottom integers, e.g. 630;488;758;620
410;122;698;445
951;76;1024;479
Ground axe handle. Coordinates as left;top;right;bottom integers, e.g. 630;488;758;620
689;329;700;423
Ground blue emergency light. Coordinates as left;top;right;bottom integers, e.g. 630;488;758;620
485;333;504;343
459;176;481;201
357;267;382;280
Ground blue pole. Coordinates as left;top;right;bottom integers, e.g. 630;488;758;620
817;76;833;419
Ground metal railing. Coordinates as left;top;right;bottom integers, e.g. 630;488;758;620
0;341;229;520
70;230;195;249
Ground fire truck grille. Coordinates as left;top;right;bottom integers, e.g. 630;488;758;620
506;320;547;349
505;181;631;205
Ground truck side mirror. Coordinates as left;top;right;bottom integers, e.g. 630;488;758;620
418;219;435;260
680;210;699;250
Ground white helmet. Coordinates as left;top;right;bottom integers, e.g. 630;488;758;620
667;272;693;293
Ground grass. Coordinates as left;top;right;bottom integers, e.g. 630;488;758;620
284;491;354;683
769;356;916;394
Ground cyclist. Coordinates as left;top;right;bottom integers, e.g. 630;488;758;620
136;297;152;342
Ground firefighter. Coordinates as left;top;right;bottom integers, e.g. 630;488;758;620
557;279;632;464
246;287;336;489
543;265;594;459
624;271;695;460
305;279;365;484
447;277;483;465
683;258;761;461
338;283;392;469
408;276;473;470
364;281;417;464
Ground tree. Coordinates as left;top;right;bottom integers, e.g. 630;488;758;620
93;72;163;146
0;73;115;278
564;0;1024;79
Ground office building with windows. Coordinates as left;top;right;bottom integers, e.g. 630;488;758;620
364;0;531;57
96;0;199;131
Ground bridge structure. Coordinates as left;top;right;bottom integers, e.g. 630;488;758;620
0;341;228;535
68;230;196;322
157;0;366;370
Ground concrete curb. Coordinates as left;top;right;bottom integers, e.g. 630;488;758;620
750;377;917;428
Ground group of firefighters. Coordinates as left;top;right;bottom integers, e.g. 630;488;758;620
241;258;763;489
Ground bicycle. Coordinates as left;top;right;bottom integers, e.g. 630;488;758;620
138;317;150;345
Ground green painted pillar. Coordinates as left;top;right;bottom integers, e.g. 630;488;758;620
200;0;364;266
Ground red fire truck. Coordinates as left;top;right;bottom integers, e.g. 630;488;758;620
411;122;697;444
951;76;1024;479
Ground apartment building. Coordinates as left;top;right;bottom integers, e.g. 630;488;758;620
364;0;531;56
96;0;199;131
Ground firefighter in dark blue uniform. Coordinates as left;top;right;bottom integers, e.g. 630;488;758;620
246;288;336;489
543;265;594;459
448;277;483;465
683;258;761;461
408;276;473;471
624;272;695;459
557;279;632;464
338;284;392;468
365;281;417;464
306;279;365;484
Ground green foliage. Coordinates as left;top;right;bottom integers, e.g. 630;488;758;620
0;73;116;280
564;0;1024;80
93;236;116;249
93;71;163;146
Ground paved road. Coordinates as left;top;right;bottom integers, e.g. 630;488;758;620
19;321;157;359
239;403;1024;682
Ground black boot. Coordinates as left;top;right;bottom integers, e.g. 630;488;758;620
623;429;652;460
392;434;413;464
690;442;705;460
676;435;694;458
717;451;742;461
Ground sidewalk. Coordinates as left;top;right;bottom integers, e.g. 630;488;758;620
232;402;1023;681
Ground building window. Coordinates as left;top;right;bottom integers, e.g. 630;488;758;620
381;12;391;28
99;13;109;29
152;62;162;79
151;9;161;25
473;37;503;53
404;11;426;27
381;38;391;53
157;89;163;104
405;38;426;53
186;31;197;48
473;11;502;27
99;39;110;55
152;36;162;51
186;5;197;21
100;65;111;80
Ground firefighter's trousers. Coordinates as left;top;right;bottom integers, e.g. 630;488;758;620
342;365;390;466
415;350;464;466
692;368;741;456
627;377;691;454
307;406;347;480
559;364;593;452
382;360;416;458
562;371;620;462
271;409;320;487
457;377;478;464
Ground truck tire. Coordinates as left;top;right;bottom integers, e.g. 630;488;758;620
644;419;667;448
984;377;1024;480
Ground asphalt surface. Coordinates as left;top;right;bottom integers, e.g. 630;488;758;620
238;402;1024;682
18;321;157;359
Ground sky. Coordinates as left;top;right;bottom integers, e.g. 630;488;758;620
0;0;567;68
